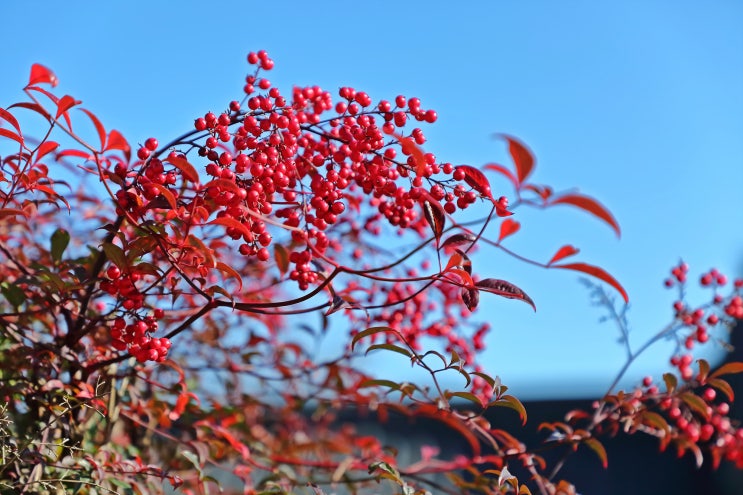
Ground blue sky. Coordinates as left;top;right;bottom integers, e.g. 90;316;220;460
2;1;742;399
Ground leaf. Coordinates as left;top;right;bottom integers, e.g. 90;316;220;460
35;141;59;162
351;326;397;350
494;134;535;185
167;154;200;183
447;391;484;408
641;411;671;434
483;163;519;189
273;244;289;276
710;362;743;379
549;193;620;238
187;234;216;268
50;228;70;263
447;268;474;288
358;379;402;390
106;129;131;161
548;245;580;265
365;343;413;359
0;208;26;219
707;378;734;401
1;283;25;308
79;108;106;151
663;373;677;394
456;165;492;197
216;261;243;291
56;94;81;119
421;198;445;244
101;243;128;270
680;392;710;420
444;249;472;274
0;128;22;145
439;233;477;251
475;278;536;311
28;63;58;87
208;216;252;239
461;287;480;312
149;183;178;210
697;359;710;383
394;133;427;176
583;438;608;468
498;218;520;243
492;395;527;425
551;262;628;303
0;107;22;135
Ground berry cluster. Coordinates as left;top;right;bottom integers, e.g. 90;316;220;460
101;265;170;362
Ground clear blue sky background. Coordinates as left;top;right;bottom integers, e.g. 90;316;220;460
2;1;741;399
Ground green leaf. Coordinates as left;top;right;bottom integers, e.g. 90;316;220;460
365;343;412;359
1;283;25;308
351;326;397;350
491;395;527;425
50;228;69;262
358;379;401;391
101;242;127;270
583;437;608;468
447;391;484;407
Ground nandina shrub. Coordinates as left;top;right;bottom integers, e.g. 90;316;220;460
0;53;741;495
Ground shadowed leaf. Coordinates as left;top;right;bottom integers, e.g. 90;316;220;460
476;278;535;311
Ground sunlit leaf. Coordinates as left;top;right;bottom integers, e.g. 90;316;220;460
498;218;520;243
495;134;535;185
476;278;535;311
0;107;22;135
547;244;580;265
55;94;81;120
483;163;519;189
167;154;200;183
0;208;26;219
216;261;243;291
35;141;59;162
549;193;621;238
456;165;493;197
106;129;131;161
0;128;22;145
28;63;58;87
551;262;628;303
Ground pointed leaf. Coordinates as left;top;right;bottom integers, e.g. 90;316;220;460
498;218;520;242
456;165;492;197
583;438;608;468
444;249;472;274
79;108;106;150
28;64;58;87
552;262;628;303
421;198;445;244
208;216;252;239
483;163;519;189
149;183;177;210
167;154;200;183
101;243;128;270
439;233;477;251
35;141;59;162
495;134;535;185
365;343;413;359
548;245;580;265
0;107;22;135
0;128;22;145
492;395;527;425
50;228;70;262
359;379;402;391
710;362;743;379
105;129;131;161
351;326;397;350
56;94;81;119
707;378;734;401
549;193;620;238
680;392;710;419
448;391;485;407
215;261;243;291
663;372;678;394
273;244;289;276
475;278;535;311
0;209;26;219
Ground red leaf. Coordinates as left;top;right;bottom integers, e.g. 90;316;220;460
456;165;492;197
0;107;22;135
105;129;131;161
0;128;22;145
0;208;26;219
549;193;620;238
548;245;580;265
710;362;743;380
444;249;472;274
498;218;520;242
28;64;58;87
483;163;518;189
7;101;51;120
79;108;106;151
522;183;553;202
55;94;81;120
552;262;628;303
446;268;475;288
421;198;445;244
496;134;535;185
167;154;200;183
461;287;480;311
391;132;427;176
35;141;59;162
475;278;535;310
208;217;252;239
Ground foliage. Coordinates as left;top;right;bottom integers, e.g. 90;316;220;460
0;52;742;494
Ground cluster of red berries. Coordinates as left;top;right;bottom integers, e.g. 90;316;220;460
101;264;170;362
115;50;505;292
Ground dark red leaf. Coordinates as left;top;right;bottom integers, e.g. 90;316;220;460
106;129;131;161
55;94;81;120
7;101;52;120
439;233;477;251
551;262;628;303
456;165;492;198
475;278;535;310
28;64;58;87
549;193;620;238
461;287;480;311
522;183;553;202
498;218;520;242
496;134;535;185
548;244;580;265
0;107;22;135
483;163;519;189
421;198;445;244
79;108;106;151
